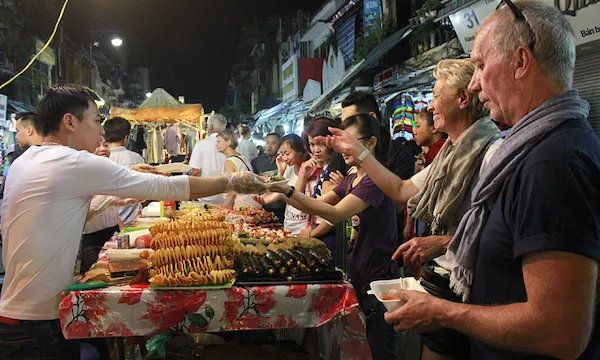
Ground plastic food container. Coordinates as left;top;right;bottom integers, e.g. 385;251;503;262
368;277;427;312
134;217;170;228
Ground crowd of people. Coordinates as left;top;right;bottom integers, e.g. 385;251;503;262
0;1;598;360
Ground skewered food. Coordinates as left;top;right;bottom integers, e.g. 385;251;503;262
148;217;237;287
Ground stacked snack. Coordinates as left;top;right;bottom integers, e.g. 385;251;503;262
148;213;237;287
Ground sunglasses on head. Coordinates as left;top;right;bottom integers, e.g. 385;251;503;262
496;0;536;52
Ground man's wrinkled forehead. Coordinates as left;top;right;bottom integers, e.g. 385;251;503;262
471;16;496;61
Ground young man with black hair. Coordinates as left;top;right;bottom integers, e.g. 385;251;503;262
252;132;286;222
341;91;414;180
15;112;44;149
0;84;263;359
104;116;146;226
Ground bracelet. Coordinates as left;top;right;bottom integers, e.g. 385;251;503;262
356;148;371;164
286;186;295;198
308;228;313;238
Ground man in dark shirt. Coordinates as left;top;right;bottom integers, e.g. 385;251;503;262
251;132;285;222
341;91;414;181
383;2;599;359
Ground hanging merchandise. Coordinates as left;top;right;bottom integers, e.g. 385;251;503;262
413;93;429;113
391;94;415;140
144;126;166;165
164;124;183;156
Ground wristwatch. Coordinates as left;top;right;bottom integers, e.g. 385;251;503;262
286;186;296;198
356;148;370;164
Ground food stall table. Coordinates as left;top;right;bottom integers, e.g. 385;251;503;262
59;282;371;360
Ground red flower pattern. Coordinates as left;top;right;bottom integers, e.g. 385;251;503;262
118;289;143;305
65;320;94;338
273;314;300;328
221;287;246;324
59;283;369;358
106;322;135;337
286;284;308;299
81;292;109;321
59;294;75;323
308;285;349;323
253;286;276;314
142;290;207;331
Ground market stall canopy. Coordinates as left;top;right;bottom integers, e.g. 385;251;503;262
138;88;181;109
253;102;288;129
110;88;203;123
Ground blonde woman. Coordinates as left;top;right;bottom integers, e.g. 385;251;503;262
318;59;502;360
216;129;260;209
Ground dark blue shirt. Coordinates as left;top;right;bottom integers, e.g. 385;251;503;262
334;174;399;300
470;118;600;359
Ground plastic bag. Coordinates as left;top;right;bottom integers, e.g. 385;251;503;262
144;331;172;358
226;171;267;195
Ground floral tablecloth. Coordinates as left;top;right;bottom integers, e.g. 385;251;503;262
59;283;372;360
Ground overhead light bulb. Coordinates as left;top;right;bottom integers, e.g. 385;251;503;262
111;37;123;47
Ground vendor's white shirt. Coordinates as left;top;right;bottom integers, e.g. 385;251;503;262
189;133;227;205
283;165;308;235
409;138;502;269
110;146;145;225
0;145;190;320
84;196;120;234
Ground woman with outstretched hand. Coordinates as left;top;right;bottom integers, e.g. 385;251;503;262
263;113;401;360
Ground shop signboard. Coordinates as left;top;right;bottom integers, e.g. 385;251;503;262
543;0;600;45
0;94;7;126
282;55;299;103
451;0;600;53
35;38;56;67
322;46;346;93
374;65;400;91
364;0;383;36
449;0;501;53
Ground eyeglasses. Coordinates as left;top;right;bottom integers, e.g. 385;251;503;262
496;0;536;53
357;136;372;141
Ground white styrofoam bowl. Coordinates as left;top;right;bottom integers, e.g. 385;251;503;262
368;277;427;312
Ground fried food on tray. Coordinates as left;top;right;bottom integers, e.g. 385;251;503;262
148;217;237;287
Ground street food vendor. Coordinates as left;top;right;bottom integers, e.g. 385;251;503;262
0;84;265;360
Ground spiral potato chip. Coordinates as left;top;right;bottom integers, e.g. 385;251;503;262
148;216;236;287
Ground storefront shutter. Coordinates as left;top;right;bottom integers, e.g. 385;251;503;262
573;52;600;135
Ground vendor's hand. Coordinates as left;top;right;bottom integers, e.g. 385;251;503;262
276;155;287;175
297;227;312;238
384;290;445;333
392;235;451;266
130;164;165;175
226;171;267;194
314;127;365;158
253;192;283;205
329;170;345;185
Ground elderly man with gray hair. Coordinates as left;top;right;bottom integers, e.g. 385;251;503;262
189;113;228;205
383;1;600;359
